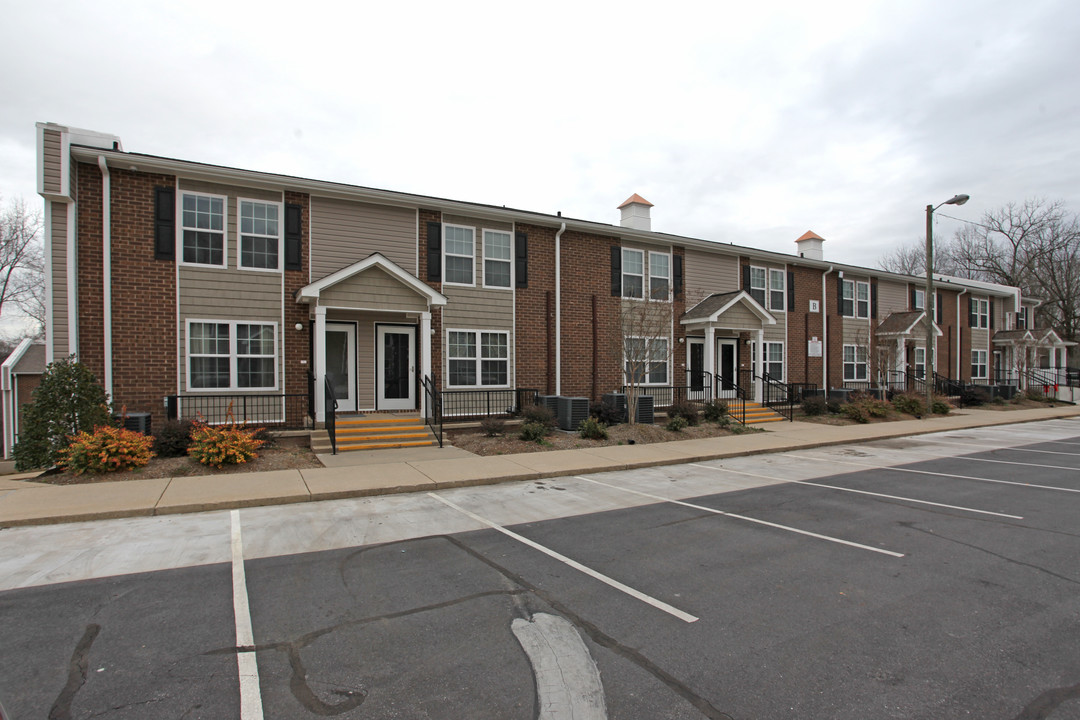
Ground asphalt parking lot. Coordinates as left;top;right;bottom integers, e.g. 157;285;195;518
1;419;1078;719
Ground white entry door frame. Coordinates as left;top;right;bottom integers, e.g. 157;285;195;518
325;322;357;413
376;324;416;411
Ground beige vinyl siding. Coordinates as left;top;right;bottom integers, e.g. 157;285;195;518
714;303;760;330
684;248;739;304
764;323;785;344
877;279;908;316
970;327;989;353
311;197;417;281
42;129;63;195
842;316;874;347
442;286;514;330
320;267;428;312
50;202;68;358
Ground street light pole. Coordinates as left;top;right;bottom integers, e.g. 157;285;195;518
925;194;970;413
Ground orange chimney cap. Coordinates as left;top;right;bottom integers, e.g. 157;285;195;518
618;193;654;209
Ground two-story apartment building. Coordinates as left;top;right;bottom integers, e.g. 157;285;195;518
28;122;1070;440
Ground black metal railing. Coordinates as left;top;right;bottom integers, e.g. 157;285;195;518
786;383;818;404
440;388;538;418
759;373;795;421
166;393;311;428
686;369;715;402
1029;367;1076;387
324;378;338;455
619;384;711;409
307;370;316;423
422;375;443;448
885;370;928;396
1022;369;1059;398
715;375;747;425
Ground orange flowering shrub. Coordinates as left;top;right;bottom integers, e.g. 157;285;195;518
59;425;155;475
187;421;265;468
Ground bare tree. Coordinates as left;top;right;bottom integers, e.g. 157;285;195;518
0;196;45;333
619;300;676;425
1032;211;1080;342
878;239;957;276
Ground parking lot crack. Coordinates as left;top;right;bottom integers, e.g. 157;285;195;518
1012;681;1080;719
48;623;100;720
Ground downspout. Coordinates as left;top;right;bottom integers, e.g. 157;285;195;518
554;222;566;395
98;155;113;400
822;266;833;389
956;288;967;379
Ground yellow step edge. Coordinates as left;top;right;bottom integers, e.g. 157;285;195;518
336;432;432;441
337;440;437;451
337;418;423;426
337;425;426;434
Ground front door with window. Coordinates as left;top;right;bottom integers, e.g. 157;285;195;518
377;325;416;410
717;339;738;399
325;322;357;412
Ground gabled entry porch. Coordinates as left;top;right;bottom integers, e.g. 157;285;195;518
297;253;447;423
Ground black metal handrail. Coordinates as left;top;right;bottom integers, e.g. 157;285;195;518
440;388;538;418
324;377;338;455
166;393;310;428
885;370;927;396
618;384;712;409
422;375;443;448
686;369;714;402
1022;369;1058;398
759;372;794;421
307;370;316;422
715;375;747;425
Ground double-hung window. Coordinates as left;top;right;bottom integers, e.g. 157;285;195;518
444;225;475;285
447;330;509;387
840;280;855;316
649;252;670;300
749;266;766;306
752;341;785;380
622;249;644;299
856;282;870;318
913;347;926;379
624;337;668;385
972;298;989;328
768;269;785;312
912;288;925;310
188;321;277;390
843;344;868;381
239;199;281;270
971;349;988;379
181;192;226;266
483;230;512;288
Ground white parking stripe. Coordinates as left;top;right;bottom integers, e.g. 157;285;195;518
690;464;1023;519
230;510;264;720
910;437;1080;457
785;454;1080;494
576;476;905;558
428;493;699;623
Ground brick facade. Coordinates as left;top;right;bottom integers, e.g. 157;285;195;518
283;191;311;411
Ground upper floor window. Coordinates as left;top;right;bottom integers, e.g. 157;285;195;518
181;192;225;266
856;281;870;319
649;252;670;300
912;288;925;310
841;280;855;316
483;230;512;289
971;298;989;328
749;266;766;306
768;269;785;312
444;225;475;285
622;249;644;299
239;200;281;270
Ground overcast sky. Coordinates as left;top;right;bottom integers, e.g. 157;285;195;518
2;0;1078;281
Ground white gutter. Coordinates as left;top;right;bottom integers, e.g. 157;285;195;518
822;266;833;389
554;222;566;395
99;155;112;399
956;287;967;378
66;201;77;357
2;338;33;458
43;200;54;364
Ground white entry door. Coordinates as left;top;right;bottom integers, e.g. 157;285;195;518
716;339;738;399
325;322;357;413
377;325;416;411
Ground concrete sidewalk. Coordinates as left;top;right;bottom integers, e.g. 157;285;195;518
1;406;1077;528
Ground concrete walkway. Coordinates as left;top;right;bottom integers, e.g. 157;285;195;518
1;406;1077;528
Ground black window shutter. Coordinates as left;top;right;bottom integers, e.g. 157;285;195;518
871;282;878;319
284;203;302;271
673;254;683;298
154;186;175;260
936;292;942;324
838;279;845;315
969;297;977;326
742;265;750;291
910;287;917;309
989;299;995;329
427;222;442;282
787;271;795;312
610;246;621;297
515;231;528;288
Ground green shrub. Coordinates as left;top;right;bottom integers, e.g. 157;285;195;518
13;357;114;470
58;425;155;475
577;416;608;440
801;396;828;416
480;417;506;437
891;393;925;417
154;419;194;458
840;403;869;423
518;421;551;442
827;399;843;414
187;421;265;468
665;415;689;432
666;400;700;426
522;404;557;428
931;398;952;414
590;401;624;425
702;399;728;423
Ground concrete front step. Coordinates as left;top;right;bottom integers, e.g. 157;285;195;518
313;414;439;452
739;402;788;425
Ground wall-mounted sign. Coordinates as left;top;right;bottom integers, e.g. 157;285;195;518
809;299;820;313
808;339;823;357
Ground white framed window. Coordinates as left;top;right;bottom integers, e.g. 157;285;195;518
649;251;670;301
483;229;512;289
1016;307;1028;329
624;337;669;385
443;225;475;285
768;269;785;312
843;344;868;381
971;349;988;379
447;330;509;387
752;341;785;380
840;280;855;317
180;192;226;267
973;298;989;328
622;248;644;299
187;320;277;391
749;266;766;306
856;281;870;319
913;347;926;379
913;288;925;310
238;199;281;271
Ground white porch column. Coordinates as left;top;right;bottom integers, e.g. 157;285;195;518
314;306;327;423
896;338;905;388
755;329;764;401
704;325;716;397
420;311;432;416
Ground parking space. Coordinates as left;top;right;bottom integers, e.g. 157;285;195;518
1;418;1079;718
